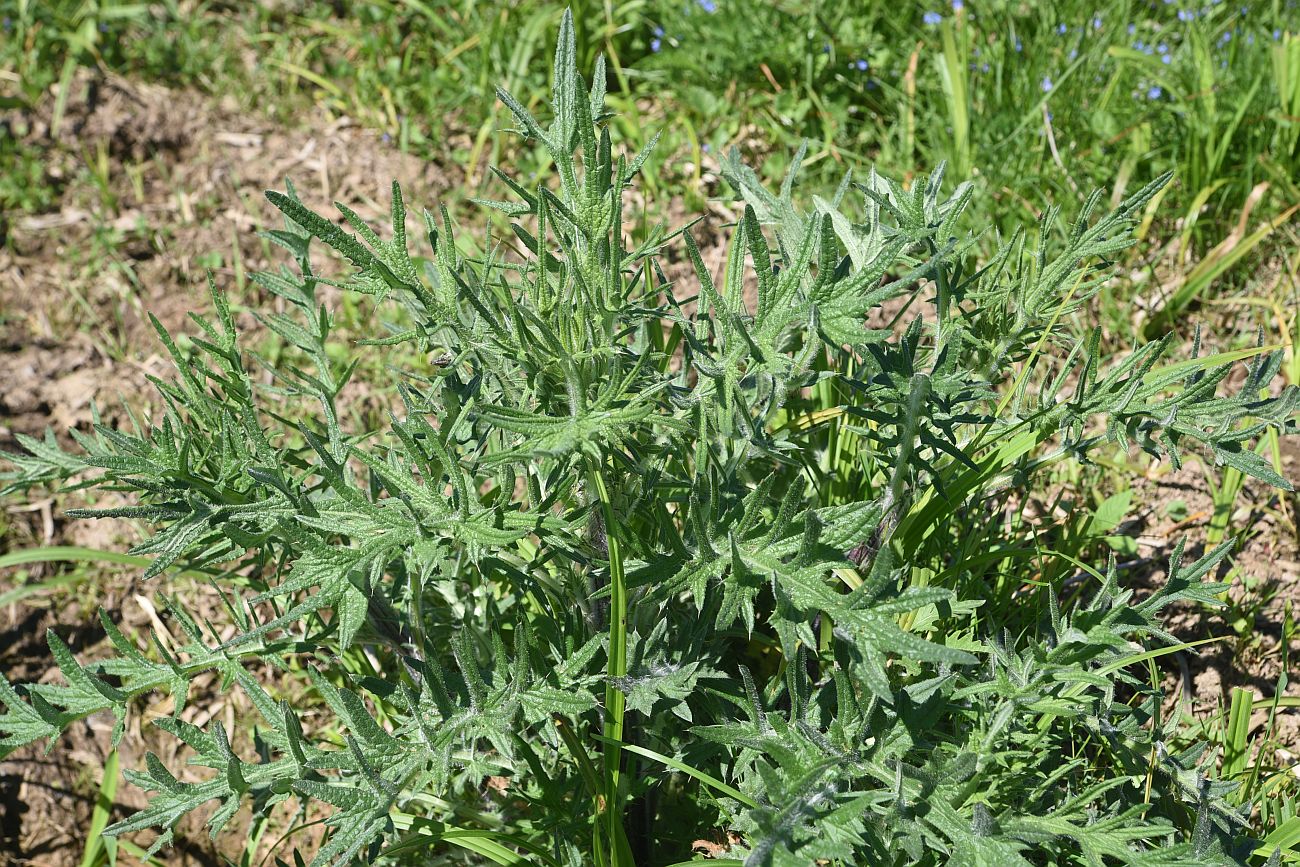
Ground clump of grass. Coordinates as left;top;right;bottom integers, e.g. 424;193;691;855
6;3;1294;236
2;13;1299;864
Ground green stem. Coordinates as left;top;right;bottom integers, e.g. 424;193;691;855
928;241;952;365
590;468;629;864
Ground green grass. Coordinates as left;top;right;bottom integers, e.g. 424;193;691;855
2;2;1295;236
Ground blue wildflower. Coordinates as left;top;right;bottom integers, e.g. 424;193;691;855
1178;9;1195;21
1162;53;1172;63
653;26;664;36
1069;48;1078;59
1057;23;1067;34
1147;85;1163;99
855;59;869;71
1015;36;1023;51
651;37;661;52
1128;23;1136;34
923;11;942;25
981;62;990;72
1041;75;1053;92
1157;42;1168;53
1274;29;1283;40
1093;15;1103;29
952;0;963;10
382;132;392;143
1135;40;1145;50
698;0;717;12
1220;31;1232;43
702;143;711;153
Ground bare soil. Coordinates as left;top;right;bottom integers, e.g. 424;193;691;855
1135;450;1300;735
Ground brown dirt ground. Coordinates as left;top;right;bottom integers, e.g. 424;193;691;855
0;69;1297;865
1138;449;1300;735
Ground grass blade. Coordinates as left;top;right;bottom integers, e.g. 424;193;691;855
1223;686;1254;780
592;736;759;809
79;749;119;867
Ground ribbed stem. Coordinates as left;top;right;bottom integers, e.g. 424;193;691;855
591;467;629;864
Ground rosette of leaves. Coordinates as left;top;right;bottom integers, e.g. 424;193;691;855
1;10;1296;866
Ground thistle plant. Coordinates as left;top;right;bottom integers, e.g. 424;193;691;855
2;12;1298;866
